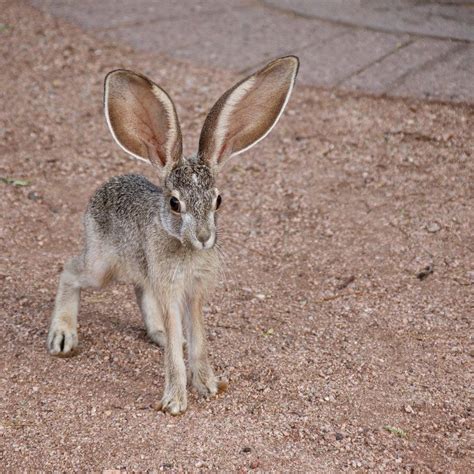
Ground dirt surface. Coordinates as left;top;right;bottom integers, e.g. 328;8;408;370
1;1;473;471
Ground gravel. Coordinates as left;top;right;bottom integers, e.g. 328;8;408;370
0;1;473;471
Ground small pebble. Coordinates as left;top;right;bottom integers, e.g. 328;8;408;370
417;264;433;280
426;222;441;233
250;460;260;469
27;191;41;201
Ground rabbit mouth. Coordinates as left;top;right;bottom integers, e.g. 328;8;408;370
188;234;215;251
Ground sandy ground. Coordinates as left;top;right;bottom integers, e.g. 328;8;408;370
0;1;473;471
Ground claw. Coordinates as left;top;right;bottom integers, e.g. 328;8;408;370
48;326;78;356
155;392;187;416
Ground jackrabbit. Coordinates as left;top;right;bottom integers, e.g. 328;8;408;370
47;56;299;415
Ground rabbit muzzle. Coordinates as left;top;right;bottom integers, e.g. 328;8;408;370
181;213;216;251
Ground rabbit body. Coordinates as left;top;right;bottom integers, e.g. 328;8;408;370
50;171;220;414
47;56;299;415
86;173;219;289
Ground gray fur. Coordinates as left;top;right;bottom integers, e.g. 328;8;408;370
49;165;221;415
48;57;298;415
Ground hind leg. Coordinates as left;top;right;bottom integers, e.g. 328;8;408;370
135;285;166;348
48;253;111;355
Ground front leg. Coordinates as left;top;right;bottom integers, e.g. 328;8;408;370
135;285;166;348
159;299;187;415
186;291;226;397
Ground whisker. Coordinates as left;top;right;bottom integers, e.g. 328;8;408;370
219;234;270;259
214;244;231;290
171;253;185;283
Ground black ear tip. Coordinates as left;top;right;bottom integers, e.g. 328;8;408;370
287;55;300;73
104;69;130;84
285;54;300;64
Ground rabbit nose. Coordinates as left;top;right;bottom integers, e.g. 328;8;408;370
197;228;211;244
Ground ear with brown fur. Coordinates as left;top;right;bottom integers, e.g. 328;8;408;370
198;56;299;169
104;70;183;175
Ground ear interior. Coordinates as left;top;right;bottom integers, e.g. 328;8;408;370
104;70;182;169
198;56;299;167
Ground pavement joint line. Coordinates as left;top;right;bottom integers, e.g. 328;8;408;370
388;41;466;93
437;10;473;27
257;0;304;20
27;0;474;104
391;41;471;95
261;0;473;44
287;27;351;57
336;38;414;87
94;5;248;32
236;28;350;76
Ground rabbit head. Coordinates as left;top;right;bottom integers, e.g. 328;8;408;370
104;56;299;250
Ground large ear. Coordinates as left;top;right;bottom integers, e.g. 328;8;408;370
198;56;299;168
104;70;183;174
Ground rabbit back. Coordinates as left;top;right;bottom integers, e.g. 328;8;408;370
85;174;166;285
88;174;161;238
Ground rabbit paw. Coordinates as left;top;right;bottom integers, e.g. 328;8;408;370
192;367;228;398
157;390;187;416
148;330;166;348
48;320;78;356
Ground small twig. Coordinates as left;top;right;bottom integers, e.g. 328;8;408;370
336;275;355;290
384;130;439;143
313;291;365;304
213;323;241;330
453;277;472;287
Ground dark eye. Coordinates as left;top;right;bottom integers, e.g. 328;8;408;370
216;194;222;210
170;196;181;213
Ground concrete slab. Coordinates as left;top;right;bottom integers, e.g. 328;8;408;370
298;29;405;86
393;43;474;103
28;0;474;103
29;0;254;29
265;0;474;42
97;6;346;72
344;38;460;94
